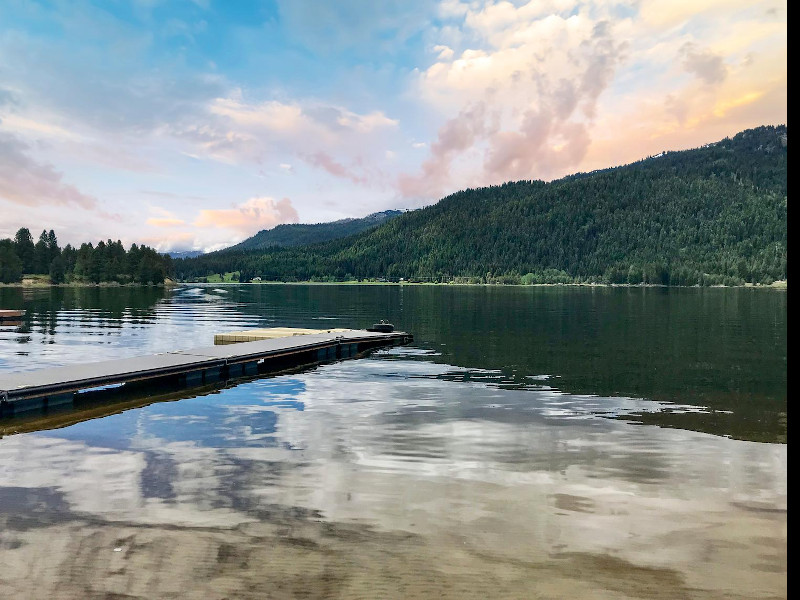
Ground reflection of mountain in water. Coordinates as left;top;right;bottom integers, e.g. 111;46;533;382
0;283;787;441
171;284;786;442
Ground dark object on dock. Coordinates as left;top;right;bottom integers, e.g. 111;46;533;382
0;328;412;416
0;310;24;321
367;320;394;333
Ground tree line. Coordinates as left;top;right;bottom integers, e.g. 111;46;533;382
0;228;173;285
174;125;787;287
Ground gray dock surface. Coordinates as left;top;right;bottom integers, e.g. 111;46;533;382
0;329;411;413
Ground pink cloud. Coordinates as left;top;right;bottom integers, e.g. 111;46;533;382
402;15;627;199
398;102;491;199
194;197;299;235
0;132;97;209
303;151;367;184
679;42;728;85
485;116;591;181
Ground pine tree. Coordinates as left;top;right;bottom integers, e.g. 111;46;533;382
49;255;66;284
0;239;23;283
46;230;60;265
13;228;35;273
33;230;49;274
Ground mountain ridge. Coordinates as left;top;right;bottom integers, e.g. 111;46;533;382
225;209;405;252
173;125;787;286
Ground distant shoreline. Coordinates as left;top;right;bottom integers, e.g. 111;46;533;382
185;280;788;289
0;280;176;289
0;279;786;290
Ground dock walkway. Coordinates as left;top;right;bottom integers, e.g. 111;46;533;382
0;309;24;320
0;329;412;415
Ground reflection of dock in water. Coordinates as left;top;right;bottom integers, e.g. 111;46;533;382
0;327;412;417
0;380;219;437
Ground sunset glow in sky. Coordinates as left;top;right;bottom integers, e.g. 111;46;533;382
0;0;787;252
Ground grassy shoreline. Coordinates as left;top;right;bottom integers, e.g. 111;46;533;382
0;274;177;288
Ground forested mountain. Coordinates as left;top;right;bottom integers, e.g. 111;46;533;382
173;125;787;286
227;210;404;251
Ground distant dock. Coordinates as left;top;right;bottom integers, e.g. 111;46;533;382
0;309;24;321
0;327;412;416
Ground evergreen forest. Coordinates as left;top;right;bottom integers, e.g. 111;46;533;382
227;210;404;251
0;229;172;285
173;125;787;287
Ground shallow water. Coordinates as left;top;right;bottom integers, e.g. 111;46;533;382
0;284;787;599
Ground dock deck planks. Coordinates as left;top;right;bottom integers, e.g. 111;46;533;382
214;327;353;344
0;329;412;414
0;309;25;320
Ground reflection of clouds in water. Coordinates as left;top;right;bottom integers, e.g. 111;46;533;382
0;435;267;528
277;359;785;494
1;436;146;517
0;356;786;578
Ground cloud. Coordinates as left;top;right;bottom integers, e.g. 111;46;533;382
147;218;185;227
711;90;765;118
2;38;226;138
303;152;367;184
638;0;761;28
433;45;454;60
576;21;627;118
146;208;187;228
398;102;492;198
1;114;79;140
402;7;626;197
680;43;728;85
167;122;258;163
210;97;304;133
202;93;398;180
138;231;199;252
0;0;785;249
193;197;299;235
0;132;97;209
485;116;591;181
210;95;397;139
398;0;785;201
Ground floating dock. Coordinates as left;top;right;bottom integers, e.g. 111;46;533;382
0;328;412;416
0;309;24;321
214;327;353;345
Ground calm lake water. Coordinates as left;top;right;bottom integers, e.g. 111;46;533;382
0;284;787;599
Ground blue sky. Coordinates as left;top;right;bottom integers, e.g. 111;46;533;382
0;0;787;251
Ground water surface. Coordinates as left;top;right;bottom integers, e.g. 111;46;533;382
0;284;787;599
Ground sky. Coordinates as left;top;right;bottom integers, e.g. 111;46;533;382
0;0;787;252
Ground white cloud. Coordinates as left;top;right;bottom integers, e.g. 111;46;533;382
210;95;397;138
433;44;454;60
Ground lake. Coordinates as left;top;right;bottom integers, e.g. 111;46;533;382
0;284;787;599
